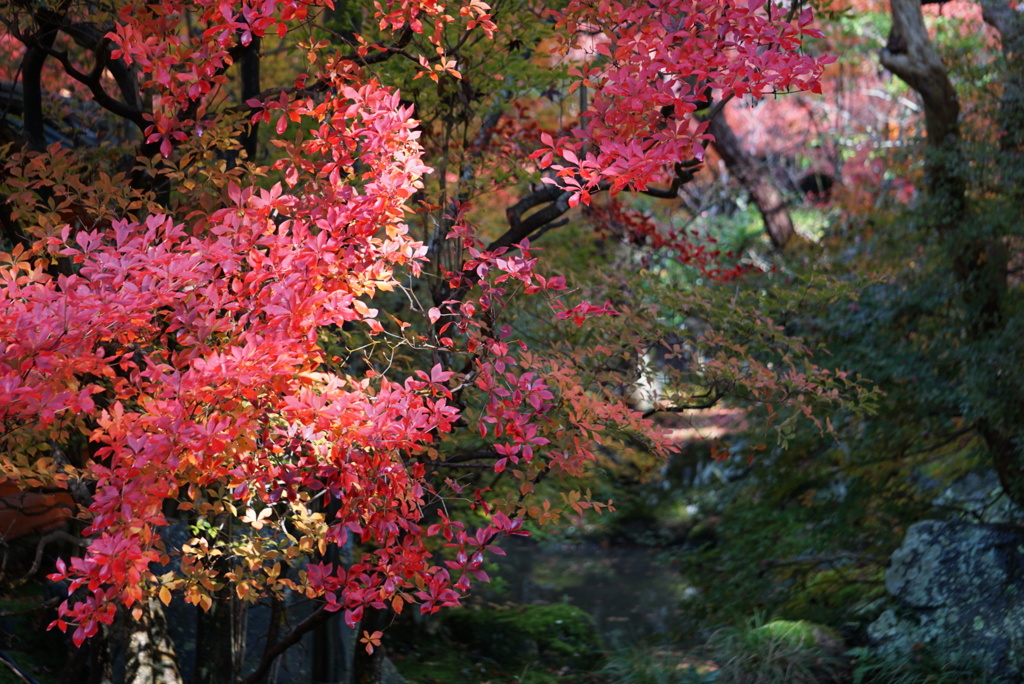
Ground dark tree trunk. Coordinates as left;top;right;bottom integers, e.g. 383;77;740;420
237;37;261;163
980;0;1024;156
313;535;354;684
312;612;353;684
59;628;111;684
880;0;963;213
21;19;60;153
352;607;388;684
192;520;242;684
124;600;184;684
193;590;239;684
707;112;796;250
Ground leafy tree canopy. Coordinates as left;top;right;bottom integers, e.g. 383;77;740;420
0;0;853;672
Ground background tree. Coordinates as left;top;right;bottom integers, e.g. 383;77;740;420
665;0;1024;664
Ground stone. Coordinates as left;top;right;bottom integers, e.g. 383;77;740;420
381;657;406;684
932;469;1021;524
867;520;1024;681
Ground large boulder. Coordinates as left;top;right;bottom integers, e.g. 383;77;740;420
868;520;1024;681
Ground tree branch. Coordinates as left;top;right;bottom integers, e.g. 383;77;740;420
707;112;795;249
495;184;573;253
59;21;143;116
641;393;723;418
43;48;146;129
880;0;960;152
8;530;87;588
238;605;331;684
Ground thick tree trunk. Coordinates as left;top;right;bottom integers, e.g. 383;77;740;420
124;600;184;684
59;630;111;684
193;591;240;684
237;37;261;163
313;535;355;684
977;0;1024;506
352;607;388;684
21;22;60;153
313;613;353;684
707;112;796;250
880;0;963;212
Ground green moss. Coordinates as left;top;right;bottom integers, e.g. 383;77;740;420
848;646;995;683
784;565;887;626
744;620;829;649
600;645;719;684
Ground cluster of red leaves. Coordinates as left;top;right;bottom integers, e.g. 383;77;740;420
534;0;834;202
0;0;832;652
2;69;462;644
109;0;320;155
2;63;622;652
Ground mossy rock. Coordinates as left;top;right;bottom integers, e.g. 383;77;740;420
446;603;603;668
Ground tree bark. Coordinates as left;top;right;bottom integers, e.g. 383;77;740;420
313;534;354;684
880;0;963;210
979;0;1024;155
124;600;184;684
352;607;388;684
21;26;60;153
193;590;240;684
707;112;796;250
237;37;261;163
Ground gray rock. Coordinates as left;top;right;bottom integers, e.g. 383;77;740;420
381;656;406;684
868;520;1024;681
932;470;1022;524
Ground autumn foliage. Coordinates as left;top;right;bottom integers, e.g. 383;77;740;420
0;0;831;656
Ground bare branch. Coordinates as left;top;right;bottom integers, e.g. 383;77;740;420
43;48;146;129
11;530;87;587
641;394;723;418
238;605;331;684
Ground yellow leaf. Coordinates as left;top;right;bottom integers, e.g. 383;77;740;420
159;586;172;606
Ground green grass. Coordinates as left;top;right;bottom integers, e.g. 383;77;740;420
600;644;719;684
706;616;849;684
